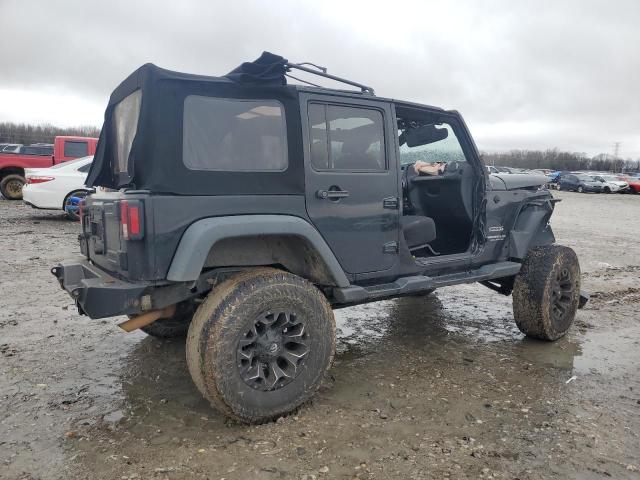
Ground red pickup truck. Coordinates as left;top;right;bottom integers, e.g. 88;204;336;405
0;136;98;199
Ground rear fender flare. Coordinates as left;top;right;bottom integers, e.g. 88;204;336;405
166;215;350;287
508;200;556;260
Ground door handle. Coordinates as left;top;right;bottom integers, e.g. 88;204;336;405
316;188;350;200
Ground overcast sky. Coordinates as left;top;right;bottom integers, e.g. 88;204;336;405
1;0;639;157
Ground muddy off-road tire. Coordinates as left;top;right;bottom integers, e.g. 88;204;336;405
186;268;335;423
512;245;580;341
138;300;196;338
0;174;25;200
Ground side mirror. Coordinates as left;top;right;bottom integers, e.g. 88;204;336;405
404;125;448;147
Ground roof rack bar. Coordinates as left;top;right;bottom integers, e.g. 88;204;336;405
296;62;327;73
287;63;375;95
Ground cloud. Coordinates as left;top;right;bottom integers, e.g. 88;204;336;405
0;0;638;156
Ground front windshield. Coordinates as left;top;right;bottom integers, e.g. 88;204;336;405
398;123;467;165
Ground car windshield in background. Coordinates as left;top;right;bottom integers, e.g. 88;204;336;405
601;176;619;182
576;175;593;181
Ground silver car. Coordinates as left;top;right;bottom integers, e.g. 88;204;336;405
591;175;629;193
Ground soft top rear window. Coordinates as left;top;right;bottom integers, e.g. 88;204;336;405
113;89;142;174
183;96;288;172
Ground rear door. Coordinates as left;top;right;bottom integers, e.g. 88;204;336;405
300;93;399;275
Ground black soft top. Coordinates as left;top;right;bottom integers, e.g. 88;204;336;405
87;52;307;195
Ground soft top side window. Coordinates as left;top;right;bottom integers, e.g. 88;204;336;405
113;89;142;175
183;96;288;172
308;103;386;171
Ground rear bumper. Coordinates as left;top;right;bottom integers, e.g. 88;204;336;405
51;259;150;319
52;258;200;319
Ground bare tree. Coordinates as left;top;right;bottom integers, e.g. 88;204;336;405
0;122;100;145
481;149;639;173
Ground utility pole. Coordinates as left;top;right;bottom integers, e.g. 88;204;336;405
612;142;622;173
613;142;621;158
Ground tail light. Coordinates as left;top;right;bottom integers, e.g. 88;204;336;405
119;200;144;240
27;176;54;184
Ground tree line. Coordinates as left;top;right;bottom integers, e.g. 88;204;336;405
0;122;101;145
480;148;640;173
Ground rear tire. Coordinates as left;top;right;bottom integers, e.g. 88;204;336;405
577;186;583;193
138;300;196;338
0;174;25;200
186;268;335;423
512;245;580;341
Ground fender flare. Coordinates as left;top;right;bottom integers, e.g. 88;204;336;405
508;199;556;259
166;214;350;287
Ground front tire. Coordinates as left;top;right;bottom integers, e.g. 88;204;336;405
186;268;335;423
512;245;580;341
577;186;583;193
0;174;25;200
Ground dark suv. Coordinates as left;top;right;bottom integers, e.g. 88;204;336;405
53;52;586;423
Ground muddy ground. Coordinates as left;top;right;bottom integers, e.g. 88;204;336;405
1;191;639;480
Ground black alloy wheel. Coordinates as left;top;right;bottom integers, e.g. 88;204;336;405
549;267;575;333
237;311;309;392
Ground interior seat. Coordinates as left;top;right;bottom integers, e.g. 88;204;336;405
401;215;437;252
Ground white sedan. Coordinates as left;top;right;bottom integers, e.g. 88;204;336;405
22;156;93;220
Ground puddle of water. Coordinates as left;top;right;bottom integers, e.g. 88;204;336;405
573;325;640;376
335;284;522;355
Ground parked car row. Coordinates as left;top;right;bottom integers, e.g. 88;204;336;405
486;165;640;194
547;170;640;194
0;135;98;199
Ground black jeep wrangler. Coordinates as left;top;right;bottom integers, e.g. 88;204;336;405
53;52;586;423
